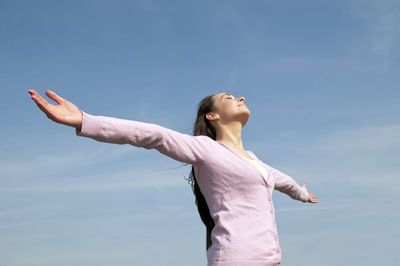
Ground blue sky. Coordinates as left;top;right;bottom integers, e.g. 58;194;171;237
1;0;399;265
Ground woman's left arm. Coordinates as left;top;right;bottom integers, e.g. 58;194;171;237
271;167;319;203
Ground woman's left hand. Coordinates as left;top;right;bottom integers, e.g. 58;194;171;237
302;184;319;203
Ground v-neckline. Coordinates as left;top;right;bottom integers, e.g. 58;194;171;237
217;141;270;186
216;141;257;161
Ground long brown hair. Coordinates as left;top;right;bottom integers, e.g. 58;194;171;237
185;94;217;250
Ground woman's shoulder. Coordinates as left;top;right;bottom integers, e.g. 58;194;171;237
194;135;217;144
190;135;222;151
246;151;271;168
246;150;259;159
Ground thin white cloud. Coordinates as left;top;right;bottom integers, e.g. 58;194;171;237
249;122;400;195
275;197;371;213
347;0;400;68
309;123;400;154
372;12;399;58
0;234;205;266
0;165;190;193
371;1;400;61
251;122;400;160
0;145;138;178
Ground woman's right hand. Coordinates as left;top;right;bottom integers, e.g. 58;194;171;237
28;89;83;130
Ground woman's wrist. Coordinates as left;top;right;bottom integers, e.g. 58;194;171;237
74;110;83;130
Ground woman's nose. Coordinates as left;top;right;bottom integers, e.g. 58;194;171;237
238;96;245;102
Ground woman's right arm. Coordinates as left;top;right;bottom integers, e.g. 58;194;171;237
28;90;210;165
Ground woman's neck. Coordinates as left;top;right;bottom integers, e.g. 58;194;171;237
215;122;245;150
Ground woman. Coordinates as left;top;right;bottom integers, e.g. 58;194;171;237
28;89;318;266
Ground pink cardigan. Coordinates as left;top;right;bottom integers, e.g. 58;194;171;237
76;111;309;266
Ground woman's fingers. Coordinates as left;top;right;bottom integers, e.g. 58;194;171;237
28;90;57;119
302;184;319;203
29;90;51;106
29;89;63;106
29;92;48;110
308;194;319;203
33;97;54;119
45;89;64;105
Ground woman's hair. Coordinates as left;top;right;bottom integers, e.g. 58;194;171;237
185;94;217;251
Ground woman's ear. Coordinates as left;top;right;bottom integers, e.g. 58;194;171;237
206;112;219;121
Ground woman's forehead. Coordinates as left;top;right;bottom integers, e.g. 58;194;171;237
212;93;224;103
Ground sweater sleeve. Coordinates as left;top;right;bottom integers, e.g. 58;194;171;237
271;167;309;203
75;111;210;165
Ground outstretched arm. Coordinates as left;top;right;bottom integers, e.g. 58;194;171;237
28;89;210;165
75;111;210;165
271;167;318;203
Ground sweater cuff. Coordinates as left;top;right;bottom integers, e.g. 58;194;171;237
299;186;309;203
75;110;101;137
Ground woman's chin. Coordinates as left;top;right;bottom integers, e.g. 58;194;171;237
240;112;250;127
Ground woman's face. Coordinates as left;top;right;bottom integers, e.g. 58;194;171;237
208;92;250;126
